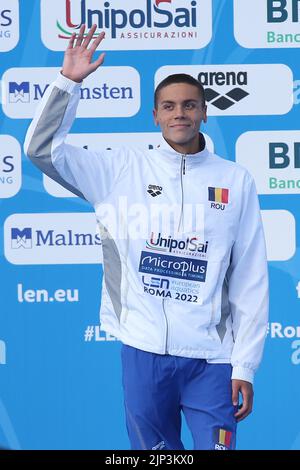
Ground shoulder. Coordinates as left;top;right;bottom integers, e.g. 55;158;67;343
209;151;254;183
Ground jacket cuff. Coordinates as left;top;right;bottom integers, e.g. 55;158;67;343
231;366;254;384
54;72;82;94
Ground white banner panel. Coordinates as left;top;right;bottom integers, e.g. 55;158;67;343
40;0;212;51
1;66;140;118
236;131;300;195
4;212;103;265
155;64;293;116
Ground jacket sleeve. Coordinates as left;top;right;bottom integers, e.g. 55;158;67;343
24;73;128;206
228;173;269;384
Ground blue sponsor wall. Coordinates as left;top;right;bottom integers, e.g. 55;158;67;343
0;0;300;450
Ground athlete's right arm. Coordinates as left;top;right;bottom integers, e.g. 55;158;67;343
24;24;128;205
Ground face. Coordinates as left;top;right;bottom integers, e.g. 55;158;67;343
153;82;207;154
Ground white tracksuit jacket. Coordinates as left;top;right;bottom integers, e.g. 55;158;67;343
24;73;269;384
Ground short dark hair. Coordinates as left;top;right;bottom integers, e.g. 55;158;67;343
154;73;206;109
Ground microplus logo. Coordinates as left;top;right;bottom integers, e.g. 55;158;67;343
139;251;207;282
4;213;103;265
155;64;293;116
234;0;300;48
0;0;19;52
1;67;140;119
41;0;212;51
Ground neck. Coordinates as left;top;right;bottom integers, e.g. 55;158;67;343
164;133;205;155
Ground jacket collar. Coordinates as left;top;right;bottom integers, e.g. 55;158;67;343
156;133;210;166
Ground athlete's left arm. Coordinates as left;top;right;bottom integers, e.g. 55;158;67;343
227;173;269;391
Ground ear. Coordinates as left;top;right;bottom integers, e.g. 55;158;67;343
153;108;159;126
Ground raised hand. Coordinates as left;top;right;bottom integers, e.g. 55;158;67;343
62;24;105;83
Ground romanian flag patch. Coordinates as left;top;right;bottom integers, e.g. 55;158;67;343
218;429;232;447
213;428;233;449
208;187;229;204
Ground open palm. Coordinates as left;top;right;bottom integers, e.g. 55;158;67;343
62;24;105;83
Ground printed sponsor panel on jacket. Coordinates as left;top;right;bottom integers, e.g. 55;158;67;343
1;67;140;118
155;64;293;116
261;210;296;261
4;213;103;265
139;230;208;305
43;132;214;198
0;0;19;52
234;0;300;48
0;135;21;198
236;131;300;195
40;0;212;51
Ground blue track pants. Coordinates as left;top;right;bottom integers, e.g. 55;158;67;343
121;344;237;450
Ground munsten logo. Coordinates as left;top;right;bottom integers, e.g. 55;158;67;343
2;67;140;119
8;79;131;103
41;0;212;50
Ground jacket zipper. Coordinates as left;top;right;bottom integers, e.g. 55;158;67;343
162;298;169;354
163;154;186;352
177;154;186;232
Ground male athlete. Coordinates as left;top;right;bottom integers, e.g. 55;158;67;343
24;25;269;450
